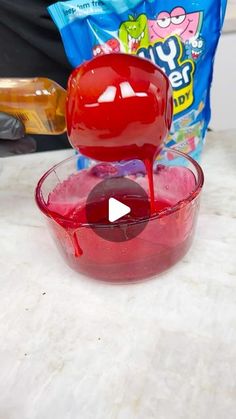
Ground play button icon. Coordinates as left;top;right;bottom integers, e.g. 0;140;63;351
86;176;150;242
108;198;131;222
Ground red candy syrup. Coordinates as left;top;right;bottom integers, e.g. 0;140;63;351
66;53;173;213
44;166;198;282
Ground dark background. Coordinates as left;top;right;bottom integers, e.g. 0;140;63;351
0;0;72;151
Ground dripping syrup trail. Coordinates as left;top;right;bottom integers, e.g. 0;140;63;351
144;157;155;215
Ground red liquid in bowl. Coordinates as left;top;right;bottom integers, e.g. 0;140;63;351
43;164;200;282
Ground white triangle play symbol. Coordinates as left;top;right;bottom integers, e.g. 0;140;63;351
108;198;131;223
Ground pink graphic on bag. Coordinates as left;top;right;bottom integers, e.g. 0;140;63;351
148;7;203;43
187;136;196;152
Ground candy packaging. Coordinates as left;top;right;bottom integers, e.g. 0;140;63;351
49;0;227;162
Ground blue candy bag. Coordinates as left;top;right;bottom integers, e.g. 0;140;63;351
48;0;227;163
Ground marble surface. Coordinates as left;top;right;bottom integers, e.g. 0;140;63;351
0;131;235;419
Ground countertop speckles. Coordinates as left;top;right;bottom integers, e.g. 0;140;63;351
0;131;235;419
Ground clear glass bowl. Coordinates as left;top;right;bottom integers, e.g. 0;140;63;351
35;149;204;283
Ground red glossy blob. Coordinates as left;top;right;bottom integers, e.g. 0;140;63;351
66;53;173;162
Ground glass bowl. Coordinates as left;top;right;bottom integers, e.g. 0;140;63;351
35;148;204;283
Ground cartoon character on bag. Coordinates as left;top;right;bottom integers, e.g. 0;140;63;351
118;14;149;54
148;7;203;43
185;36;205;61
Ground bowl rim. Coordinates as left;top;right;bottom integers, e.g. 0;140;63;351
35;148;204;228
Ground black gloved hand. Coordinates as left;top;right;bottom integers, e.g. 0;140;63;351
0;112;36;157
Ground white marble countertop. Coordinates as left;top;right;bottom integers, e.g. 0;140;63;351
0;131;235;419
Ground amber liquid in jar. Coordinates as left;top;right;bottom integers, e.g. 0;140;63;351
0;78;67;135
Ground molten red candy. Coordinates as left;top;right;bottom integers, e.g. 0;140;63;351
66;53;173;162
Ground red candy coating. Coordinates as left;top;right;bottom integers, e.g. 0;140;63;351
66;53;173;162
